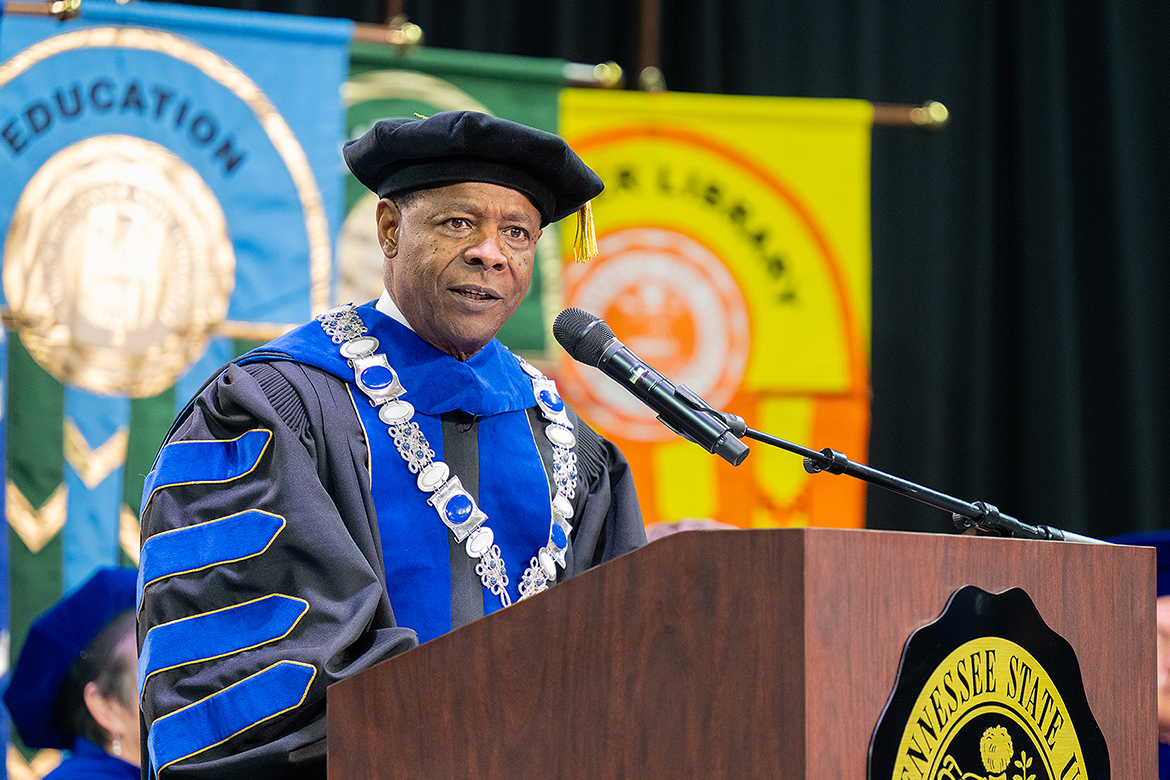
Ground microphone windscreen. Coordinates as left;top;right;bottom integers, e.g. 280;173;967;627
553;308;615;367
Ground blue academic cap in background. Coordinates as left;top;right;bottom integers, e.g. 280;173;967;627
2;567;137;749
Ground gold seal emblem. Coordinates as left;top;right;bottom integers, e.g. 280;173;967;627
892;637;1084;780
870;587;1108;780
4;134;235;396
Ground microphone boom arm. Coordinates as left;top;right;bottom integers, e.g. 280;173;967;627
551;306;1092;541
739;425;1105;544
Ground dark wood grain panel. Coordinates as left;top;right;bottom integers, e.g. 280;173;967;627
800;528;1155;778
327;528;1154;779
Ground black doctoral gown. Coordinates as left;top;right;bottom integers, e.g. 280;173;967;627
137;305;645;778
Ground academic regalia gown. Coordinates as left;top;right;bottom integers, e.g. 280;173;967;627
137;302;645;779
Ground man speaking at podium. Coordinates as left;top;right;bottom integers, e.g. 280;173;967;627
137;111;646;778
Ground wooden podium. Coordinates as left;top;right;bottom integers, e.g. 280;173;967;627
326;528;1155;779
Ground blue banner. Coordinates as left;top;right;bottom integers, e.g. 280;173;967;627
0;4;351;773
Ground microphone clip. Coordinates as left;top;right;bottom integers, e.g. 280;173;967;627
665;385;750;466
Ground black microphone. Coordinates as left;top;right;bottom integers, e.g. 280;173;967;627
553;308;749;466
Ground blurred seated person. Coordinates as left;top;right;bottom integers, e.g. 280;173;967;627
3;567;139;779
1110;531;1170;779
644;517;736;542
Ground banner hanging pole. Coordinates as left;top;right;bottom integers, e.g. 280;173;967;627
353;18;423;48
873;100;949;128
350;16;941;115
4;0;81;20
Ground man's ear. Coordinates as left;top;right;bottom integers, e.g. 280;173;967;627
375;198;400;258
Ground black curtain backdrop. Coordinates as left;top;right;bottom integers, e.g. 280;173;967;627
159;0;1170;540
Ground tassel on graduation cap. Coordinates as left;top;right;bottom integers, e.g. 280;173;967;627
573;200;598;262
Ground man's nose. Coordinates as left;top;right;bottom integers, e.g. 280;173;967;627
464;231;508;270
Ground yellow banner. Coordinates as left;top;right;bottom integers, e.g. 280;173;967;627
558;89;872;529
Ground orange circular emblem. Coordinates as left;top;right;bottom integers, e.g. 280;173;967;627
561;226;749;442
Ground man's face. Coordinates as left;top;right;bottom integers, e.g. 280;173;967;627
377;182;542;361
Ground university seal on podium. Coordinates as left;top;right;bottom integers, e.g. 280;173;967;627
869;586;1108;780
3;133;235;397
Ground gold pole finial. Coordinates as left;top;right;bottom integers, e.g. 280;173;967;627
383;15;424;50
562;61;625;89
638;66;667;92
910;101;949;128
352;16;425;50
871;100;950;130
592;61;624;89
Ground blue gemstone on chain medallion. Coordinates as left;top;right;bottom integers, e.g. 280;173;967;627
444;493;474;525
550;523;568;549
538;389;564;412
360;365;396;389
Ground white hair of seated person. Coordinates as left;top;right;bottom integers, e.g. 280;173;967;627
645;517;737;542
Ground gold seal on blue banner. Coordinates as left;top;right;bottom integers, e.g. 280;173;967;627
0;25;335;371
3;134;234;397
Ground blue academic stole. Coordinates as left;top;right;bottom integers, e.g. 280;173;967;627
256;303;555;643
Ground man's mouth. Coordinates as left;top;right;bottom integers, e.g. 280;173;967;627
452;286;500;301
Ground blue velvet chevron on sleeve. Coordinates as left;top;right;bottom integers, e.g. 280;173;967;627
137;363;418;780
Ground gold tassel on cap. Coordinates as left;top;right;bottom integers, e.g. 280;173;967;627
572;200;598;262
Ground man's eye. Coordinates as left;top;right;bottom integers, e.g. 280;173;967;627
505;227;529;240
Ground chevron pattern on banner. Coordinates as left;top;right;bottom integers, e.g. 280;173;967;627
5;483;66;556
119;505;141;566
6;744;60;780
63;420;129;491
